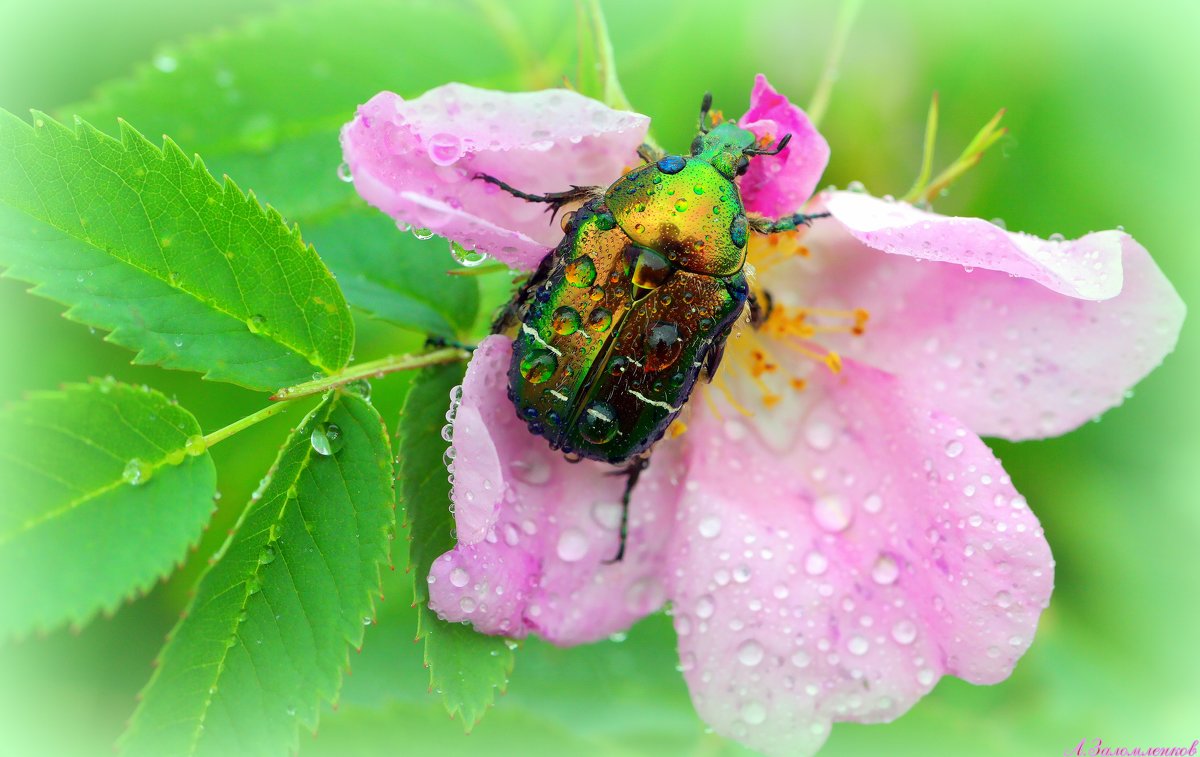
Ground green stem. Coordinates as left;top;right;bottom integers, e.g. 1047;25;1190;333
203;401;292;449
807;0;863;128
270;347;470;402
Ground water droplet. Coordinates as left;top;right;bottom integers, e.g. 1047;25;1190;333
587;308;612;332
426;132;464;166
847;635;870;656
551;306;581;335
449;240;488;267
519;349;558;384
565;256;597;287
995;590;1013;609
944;440;964;458
863;493;883;513
804;551;828;575
791;650;811;668
412;227;434;241
336;162;353;182
698;516;722;539
737;640;764;666
591;501;622;530
805;421;835;451
184;434;207;457
579;401;618;444
695;594;715;619
891;620;917;645
310;422;344;456
917;668;935;686
247;314;267;334
153;54;178;73
556;528;588;562
674;198;689;213
657;155;686;174
871;554;899;585
450;567;470;588
732;564;752;583
812;494;852;532
459;596;477;613
511;455;551;486
738;699;767;725
645;321;682;371
122;458;152;486
259;546;277;565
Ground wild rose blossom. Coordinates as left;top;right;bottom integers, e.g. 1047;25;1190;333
340;76;1184;756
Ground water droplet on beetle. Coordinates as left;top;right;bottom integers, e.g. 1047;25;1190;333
550;306;581;335
519;349;558;384
565;256;597;287
579;401;618;444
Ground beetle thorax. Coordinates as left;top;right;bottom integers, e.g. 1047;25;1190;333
604;156;749;278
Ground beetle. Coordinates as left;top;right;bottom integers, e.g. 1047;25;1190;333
475;93;828;560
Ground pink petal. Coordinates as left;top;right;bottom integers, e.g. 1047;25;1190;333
775;202;1185;439
341;84;649;270
664;363;1053;757
737;74;830;218
426;335;681;643
825;191;1124;299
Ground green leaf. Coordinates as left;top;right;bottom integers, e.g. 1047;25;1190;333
69;0;570;219
302;205;479;338
0;379;216;639
0;111;353;391
399;364;514;728
67;0;571;338
120;392;394;757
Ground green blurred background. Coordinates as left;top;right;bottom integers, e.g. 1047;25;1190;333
0;0;1196;755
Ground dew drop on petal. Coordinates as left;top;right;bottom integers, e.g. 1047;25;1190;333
812;494;852;532
695;594;715;619
556;528;589;562
944;440;964;458
698;515;722;539
847;635;870;656
740;700;767;725
449;567;470;588
891;620;917;645
791;650;811;668
805;421;835;450
804;551;828;576
917;668;935;686
737;640;764;667
591;501;623;531
870;554;899;585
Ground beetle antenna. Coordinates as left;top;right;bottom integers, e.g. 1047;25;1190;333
698;92;713;134
746;132;792;157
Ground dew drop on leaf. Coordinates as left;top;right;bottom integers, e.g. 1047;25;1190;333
311;422;344;456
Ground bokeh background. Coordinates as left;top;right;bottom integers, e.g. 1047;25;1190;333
1;0;1196;755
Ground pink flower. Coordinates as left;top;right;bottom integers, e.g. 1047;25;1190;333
341;77;1184;756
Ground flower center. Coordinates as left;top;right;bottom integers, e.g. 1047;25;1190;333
702;228;869;418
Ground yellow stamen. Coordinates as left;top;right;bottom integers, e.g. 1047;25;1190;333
667;420;688;439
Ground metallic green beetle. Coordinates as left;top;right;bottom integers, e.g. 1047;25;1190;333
477;94;827;557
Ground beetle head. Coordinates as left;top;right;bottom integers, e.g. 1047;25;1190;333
689;93;792;179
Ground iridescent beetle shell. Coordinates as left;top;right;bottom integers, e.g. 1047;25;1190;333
507;122;762;464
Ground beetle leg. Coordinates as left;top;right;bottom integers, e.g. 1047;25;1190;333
747;287;774;329
748;211;832;234
424;335;477;353
473;173;599;220
490;251;556;334
637;143;664;164
602;456;651;564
